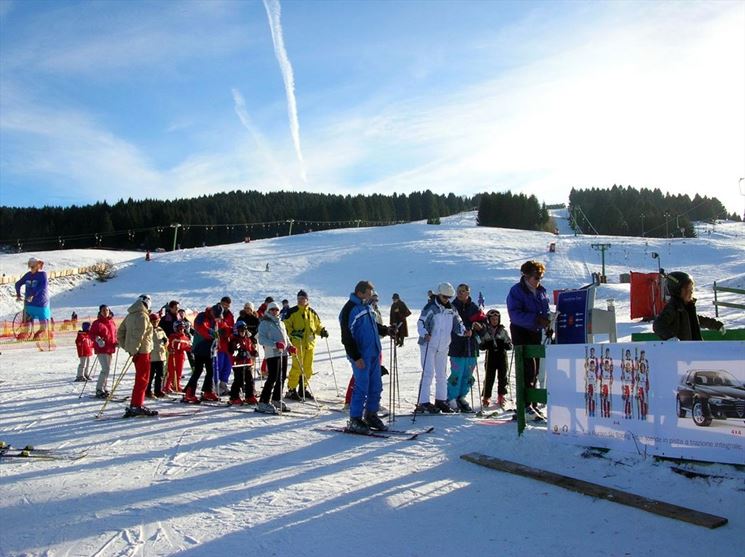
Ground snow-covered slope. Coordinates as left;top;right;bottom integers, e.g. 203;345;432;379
1;213;743;556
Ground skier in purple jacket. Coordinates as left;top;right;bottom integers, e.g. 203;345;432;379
506;260;551;415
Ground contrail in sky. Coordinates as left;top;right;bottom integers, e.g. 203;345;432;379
262;0;307;183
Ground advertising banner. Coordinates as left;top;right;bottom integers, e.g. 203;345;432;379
546;342;745;464
555;289;589;344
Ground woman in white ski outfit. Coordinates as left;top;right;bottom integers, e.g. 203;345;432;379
416;282;468;413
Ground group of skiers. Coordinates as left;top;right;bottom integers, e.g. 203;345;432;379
65;258;725;427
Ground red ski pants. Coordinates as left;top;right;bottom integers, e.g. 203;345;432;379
130;352;152;407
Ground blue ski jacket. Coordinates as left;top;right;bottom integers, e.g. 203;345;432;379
339;293;387;362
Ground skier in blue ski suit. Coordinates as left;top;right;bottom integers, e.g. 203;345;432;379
339;281;392;432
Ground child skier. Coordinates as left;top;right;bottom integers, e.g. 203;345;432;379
228;321;259;405
165;320;191;393
74;322;94;381
147;313;168;398
480;309;512;408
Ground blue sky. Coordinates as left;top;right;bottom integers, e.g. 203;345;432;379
1;0;743;215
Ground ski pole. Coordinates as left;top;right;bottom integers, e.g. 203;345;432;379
388;337;396;423
110;347;120;392
506;348;515;405
294;348;320;410
324;337;340;398
413;339;430;423
78;357;100;399
392;339;400;423
474;352;483;413
95;355;133;418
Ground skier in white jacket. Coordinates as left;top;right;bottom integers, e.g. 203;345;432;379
416;282;469;413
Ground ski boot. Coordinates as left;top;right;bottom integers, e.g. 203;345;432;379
228;398;244;406
414;402;441;414
95;389;110;399
364;412;389;431
272;400;289;412
284;388;301;401
456;397;473;413
218;381;229;396
74;376;86;382
435;399;456;413
181;387;200;404
244;395;258;405
346;417;371;435
482;398;491;408
497;394;506;408
124;405;159;418
201;391;219;402
256;402;277;414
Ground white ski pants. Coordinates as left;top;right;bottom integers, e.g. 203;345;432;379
418;341;449;403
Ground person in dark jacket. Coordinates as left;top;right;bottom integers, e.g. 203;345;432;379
389;293;412;347
158;300;181;337
340;280;392;434
480;309;512;408
238;302;260;338
182;304;224;403
447;283;486;412
653;272;724;340
506;260;551;415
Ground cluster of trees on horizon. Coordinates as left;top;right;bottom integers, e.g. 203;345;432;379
1;190;475;251
568;186;739;238
476;191;551;231
1;186;737;252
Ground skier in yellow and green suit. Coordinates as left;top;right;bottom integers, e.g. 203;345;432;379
283;289;328;400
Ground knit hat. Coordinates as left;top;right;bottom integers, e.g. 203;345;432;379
81;322;91;332
297;289;308;298
392;293;400;300
266;301;281;312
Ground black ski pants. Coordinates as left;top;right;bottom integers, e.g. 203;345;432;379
147;360;164;395
230;363;255;400
260;355;287;404
186;353;214;393
482;349;508;399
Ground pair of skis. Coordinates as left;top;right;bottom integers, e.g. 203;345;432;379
0;441;87;461
317;425;434;441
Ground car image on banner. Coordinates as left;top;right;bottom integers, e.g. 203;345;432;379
546;341;745;465
676;369;745;427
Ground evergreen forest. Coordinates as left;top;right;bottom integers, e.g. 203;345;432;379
568;186;739;238
1;190;474;252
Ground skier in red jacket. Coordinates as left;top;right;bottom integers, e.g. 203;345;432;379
75;322;94;381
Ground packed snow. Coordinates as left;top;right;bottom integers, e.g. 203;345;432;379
1;211;744;556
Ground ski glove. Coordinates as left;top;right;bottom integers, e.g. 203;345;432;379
275;341;285;350
536;315;551;329
250;349;259;358
319;328;329;338
288;345;298;355
96;337;105;348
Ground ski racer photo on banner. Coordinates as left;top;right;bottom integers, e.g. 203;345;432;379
546;342;745;465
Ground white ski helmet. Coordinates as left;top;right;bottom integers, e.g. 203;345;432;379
437;282;456;297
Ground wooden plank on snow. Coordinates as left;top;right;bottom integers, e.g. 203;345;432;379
461;452;728;529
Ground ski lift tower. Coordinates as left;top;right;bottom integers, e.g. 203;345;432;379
590;243;611;283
